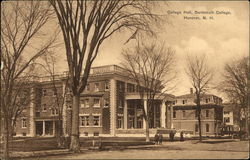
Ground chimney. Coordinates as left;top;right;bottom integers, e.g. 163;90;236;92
190;88;193;94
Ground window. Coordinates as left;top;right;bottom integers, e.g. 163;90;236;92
42;104;47;111
224;117;230;123
137;115;143;129
205;98;210;103
118;99;123;108
195;124;198;132
53;88;57;96
67;104;72;109
94;83;99;92
51;108;58;115
205;110;209;118
173;111;176;118
42;89;47;96
182;100;187;104
22;118;27;128
118;83;123;91
128;117;135;129
127;83;135;93
36;112;40;117
85;99;89;107
93;98;100;107
93;116;100;126
80;116;89;126
182;111;186;118
104;99;109;108
67;87;73;93
86;84;90;91
80;100;85;108
195;110;198;117
81;99;89;108
224;111;230;115
84;132;88;136
206;124;209;132
94;132;99;136
117;116;123;129
105;82;109;90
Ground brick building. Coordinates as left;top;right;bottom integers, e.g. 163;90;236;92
172;88;224;136
13;65;175;137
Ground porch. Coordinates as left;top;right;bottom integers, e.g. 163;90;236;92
35;120;59;137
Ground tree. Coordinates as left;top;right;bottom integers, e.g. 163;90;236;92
1;1;55;159
185;54;213;142
219;57;249;138
121;41;176;141
39;52;69;148
49;0;160;152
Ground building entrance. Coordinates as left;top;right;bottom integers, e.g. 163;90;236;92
35;120;55;136
36;121;43;136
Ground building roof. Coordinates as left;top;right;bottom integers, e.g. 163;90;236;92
176;93;215;99
222;103;236;112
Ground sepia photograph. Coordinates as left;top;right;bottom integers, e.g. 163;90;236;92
0;0;249;159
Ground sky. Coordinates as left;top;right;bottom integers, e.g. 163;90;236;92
41;1;249;100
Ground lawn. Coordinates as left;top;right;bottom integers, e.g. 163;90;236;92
40;140;249;159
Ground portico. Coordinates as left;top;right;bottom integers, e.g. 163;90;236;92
114;93;174;135
35;120;57;137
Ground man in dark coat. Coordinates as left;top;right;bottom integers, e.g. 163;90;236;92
154;132;159;145
159;133;163;144
180;131;184;142
169;130;173;142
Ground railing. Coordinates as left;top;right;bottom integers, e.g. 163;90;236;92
24;65;125;82
91;65;126;75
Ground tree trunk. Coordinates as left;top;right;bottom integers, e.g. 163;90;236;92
145;119;150;142
245;108;249;139
57;120;66;148
198;108;202;142
70;94;80;152
3;119;10;159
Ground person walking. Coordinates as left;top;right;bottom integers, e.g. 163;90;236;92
159;133;163;144
169;130;173;142
154;132;159;145
180;131;184;142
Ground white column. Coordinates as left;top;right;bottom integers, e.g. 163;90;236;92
124;100;128;129
110;79;117;136
62;81;67;136
161;101;166;128
170;104;174;129
143;100;147;129
53;121;55;136
29;87;35;137
42;121;45;136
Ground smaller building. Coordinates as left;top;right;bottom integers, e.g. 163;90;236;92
172;88;223;136
223;103;235;126
222;103;240;133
